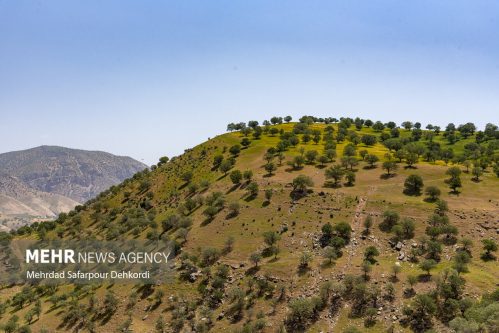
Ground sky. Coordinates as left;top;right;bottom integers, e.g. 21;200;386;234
1;1;498;165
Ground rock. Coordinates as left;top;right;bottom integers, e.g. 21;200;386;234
388;240;395;248
395;242;403;251
142;315;148;320
398;252;405;260
217;312;225;320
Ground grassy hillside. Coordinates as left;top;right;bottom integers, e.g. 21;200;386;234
1;117;498;333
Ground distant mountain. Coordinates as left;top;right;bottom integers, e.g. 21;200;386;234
0;175;79;216
0;146;147;229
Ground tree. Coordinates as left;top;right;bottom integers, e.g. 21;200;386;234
305;150;318;163
405;153;419;167
325;165;344;186
453;251;471;274
265;162;277;176
472;166;483;181
365;154;379;168
361;134;377;146
264;188;273;202
284;116;292;123
323;246;337;264
229;144;241;156
481;239;497;260
241;137;251;147
459;238;473;253
299;251;313;268
334;222;352;241
246;181;259;197
317;155;329;166
363;215;373;233
243;170;253;182
228;202;240;217
424;186;441;201
392;263;402;279
230;170;242;185
398;218;416;239
419;259;437;277
381;210;399;231
361;260;372;279
219;159;233;175
263;231;280;248
289;155;305;170
401;121;413;130
446;166;462;193
181;171;193;183
364;246;380;263
382;160;397;176
277;152;285;165
407;275;418;292
345;171;355;186
408;294;437;332
292;175;314;194
404;174;424;195
250;252;262;267
448;175;462;193
372;121;385;132
343;143;356;157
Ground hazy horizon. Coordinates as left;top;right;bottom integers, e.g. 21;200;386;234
1;1;498;165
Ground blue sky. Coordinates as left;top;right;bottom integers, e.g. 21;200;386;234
1;0;498;165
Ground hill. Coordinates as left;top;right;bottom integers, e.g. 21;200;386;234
0;117;498;333
0;146;147;230
0;145;147;203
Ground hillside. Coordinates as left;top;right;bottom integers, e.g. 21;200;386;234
0;175;79;230
0;117;498;333
0;146;147;229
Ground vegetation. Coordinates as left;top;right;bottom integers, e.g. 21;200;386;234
1;116;498;333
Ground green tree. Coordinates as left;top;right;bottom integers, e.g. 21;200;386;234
419;259;437;277
364;246;380;263
424;186;441;201
361;134;377;146
264;188;273;202
292;175;314;194
365;154;379;168
325;164;344;186
265;162;277;176
246;181;259;197
250;252;262;267
361;260;372;279
345;171;355;186
323;246;337;264
305;150;318;163
481;239;498;260
404;174;424;195
219;159;233;175
229;170;242;185
363;215;373;234
229;144;241;156
382;160;398;176
472;166;483;181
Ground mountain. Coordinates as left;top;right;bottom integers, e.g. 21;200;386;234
0;145;147;202
0;146;147;229
0;119;498;333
